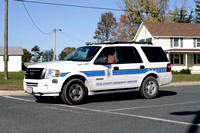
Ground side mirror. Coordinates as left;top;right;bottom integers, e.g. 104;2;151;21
94;57;108;64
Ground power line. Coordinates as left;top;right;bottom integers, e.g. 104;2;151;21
15;0;124;12
21;0;53;35
59;31;86;43
15;0;194;16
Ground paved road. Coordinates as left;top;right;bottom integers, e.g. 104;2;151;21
0;86;200;133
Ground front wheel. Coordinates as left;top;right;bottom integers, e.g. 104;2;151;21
61;79;87;105
140;76;159;99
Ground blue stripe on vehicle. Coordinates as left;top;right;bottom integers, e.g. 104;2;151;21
113;68;167;75
60;73;69;77
82;71;105;76
113;69;148;75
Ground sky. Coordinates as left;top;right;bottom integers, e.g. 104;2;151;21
0;0;197;58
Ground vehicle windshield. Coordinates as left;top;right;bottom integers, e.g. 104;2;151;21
63;46;101;61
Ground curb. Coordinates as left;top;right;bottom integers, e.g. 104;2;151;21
1;81;200;96
0;90;28;96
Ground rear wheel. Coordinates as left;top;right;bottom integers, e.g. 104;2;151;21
61;79;87;105
140;76;159;99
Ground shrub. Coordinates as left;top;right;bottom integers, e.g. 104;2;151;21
180;69;191;74
172;70;179;74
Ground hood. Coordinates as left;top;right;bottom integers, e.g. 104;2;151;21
28;61;78;70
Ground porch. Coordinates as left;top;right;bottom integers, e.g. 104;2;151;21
166;49;200;74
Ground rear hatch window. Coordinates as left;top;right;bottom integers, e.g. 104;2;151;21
141;47;168;62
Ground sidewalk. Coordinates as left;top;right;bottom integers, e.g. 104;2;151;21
1;81;200;96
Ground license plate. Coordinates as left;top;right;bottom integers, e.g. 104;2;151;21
26;87;33;94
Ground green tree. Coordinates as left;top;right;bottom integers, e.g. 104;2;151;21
170;8;193;23
59;47;76;60
22;49;32;62
93;11;117;42
169;0;193;23
195;0;200;23
42;49;53;62
31;45;43;62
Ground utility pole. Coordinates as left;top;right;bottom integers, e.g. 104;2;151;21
4;0;8;80
53;28;56;61
53;28;62;61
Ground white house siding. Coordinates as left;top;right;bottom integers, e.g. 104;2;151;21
0;56;3;71
183;38;194;49
153;38;197;50
0;56;22;72
154;38;170;50
135;25;154;42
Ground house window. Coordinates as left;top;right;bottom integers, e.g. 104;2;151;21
198;55;200;63
170;38;180;47
197;38;200;47
146;38;152;43
174;38;179;47
170;54;183;64
193;38;200;47
194;54;200;64
139;39;145;42
139;38;152;43
174;54;179;64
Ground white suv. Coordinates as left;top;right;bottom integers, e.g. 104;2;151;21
24;41;172;105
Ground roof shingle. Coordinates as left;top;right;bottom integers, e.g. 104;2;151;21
143;21;200;37
0;46;23;55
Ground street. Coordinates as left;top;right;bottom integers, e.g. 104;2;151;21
0;85;200;133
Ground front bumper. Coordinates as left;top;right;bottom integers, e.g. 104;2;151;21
24;78;64;96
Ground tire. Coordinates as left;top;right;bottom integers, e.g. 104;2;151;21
61;79;87;105
140;76;159;99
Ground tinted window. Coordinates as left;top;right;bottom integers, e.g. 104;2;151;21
118;47;142;63
141;47;168;62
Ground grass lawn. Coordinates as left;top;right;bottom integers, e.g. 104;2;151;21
172;74;200;82
0;72;200;90
0;72;25;90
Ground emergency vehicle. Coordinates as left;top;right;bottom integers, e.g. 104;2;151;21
24;41;172;105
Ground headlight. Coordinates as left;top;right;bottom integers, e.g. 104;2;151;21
45;69;60;79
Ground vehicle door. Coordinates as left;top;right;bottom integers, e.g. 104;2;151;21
91;46;144;91
91;46;120;90
111;46;145;89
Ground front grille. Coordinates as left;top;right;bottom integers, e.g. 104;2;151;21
25;68;46;79
26;82;38;87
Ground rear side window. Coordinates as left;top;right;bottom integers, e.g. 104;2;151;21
141;47;168;62
118;47;142;63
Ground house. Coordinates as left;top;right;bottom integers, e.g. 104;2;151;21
0;46;23;72
134;21;200;74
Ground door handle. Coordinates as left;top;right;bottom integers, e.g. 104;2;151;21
140;65;145;69
113;66;119;70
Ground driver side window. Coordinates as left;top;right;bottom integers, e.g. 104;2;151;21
94;47;119;64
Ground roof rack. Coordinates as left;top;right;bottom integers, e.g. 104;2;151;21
86;41;152;45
